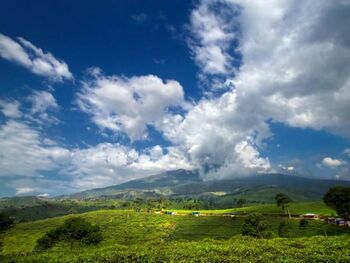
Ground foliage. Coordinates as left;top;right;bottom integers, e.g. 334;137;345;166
235;199;247;208
278;220;294;237
2;236;350;262
241;213;270;238
323;186;350;220
1;207;348;255
275;193;293;214
35;217;102;250
299;219;309;228
0;213;14;232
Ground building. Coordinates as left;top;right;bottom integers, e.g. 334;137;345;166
301;213;319;219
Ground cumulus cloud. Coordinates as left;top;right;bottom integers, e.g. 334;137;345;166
0;120;70;177
169;0;350;179
77;69;188;140
227;0;350;137
322;157;345;168
188;0;239;87
0;33;72;81
62;143;192;190
156;90;271;180
0;109;193;193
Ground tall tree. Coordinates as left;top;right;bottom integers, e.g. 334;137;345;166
275;193;292;218
324;186;350;221
0;212;14;232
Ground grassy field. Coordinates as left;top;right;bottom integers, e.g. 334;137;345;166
171;201;335;215
1;202;348;262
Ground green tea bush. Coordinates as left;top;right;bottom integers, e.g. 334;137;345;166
35;217;102;250
241;213;270;238
278;220;294;237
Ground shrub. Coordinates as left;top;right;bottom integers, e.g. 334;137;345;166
241;213;269;238
0;213;14;232
278;220;294;237
299;219;309;228
35;217;103;250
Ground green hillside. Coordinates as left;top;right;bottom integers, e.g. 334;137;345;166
1;202;349;262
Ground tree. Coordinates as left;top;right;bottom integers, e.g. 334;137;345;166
132;198;143;212
0;212;14;232
241;213;269;238
324;186;350;221
275;193;293;218
0;213;15;253
236;199;247;208
35;217;103;251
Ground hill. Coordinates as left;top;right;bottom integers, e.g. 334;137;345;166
68;169;350;203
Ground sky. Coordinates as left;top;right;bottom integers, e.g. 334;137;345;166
0;0;350;197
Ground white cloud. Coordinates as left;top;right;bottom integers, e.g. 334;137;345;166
77;69;188;140
188;0;238;87
156;90;271;180
158;0;350;179
64;143;192;190
226;0;350;137
28;90;58;114
322;157;344;168
344;148;350;157
27;90;59;124
0;120;70;177
15;187;35;195
0;33;72;81
0;99;21;118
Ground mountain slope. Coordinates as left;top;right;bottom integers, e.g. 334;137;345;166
67;169;350;202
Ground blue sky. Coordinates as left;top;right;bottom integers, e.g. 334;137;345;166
0;0;350;197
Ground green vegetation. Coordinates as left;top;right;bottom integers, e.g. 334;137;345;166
275;193;293;216
1;236;350;263
0;213;14;232
171;201;335;216
35;217;103;251
324;186;350;220
0;197;349;262
0;203;348;261
241;213;270;238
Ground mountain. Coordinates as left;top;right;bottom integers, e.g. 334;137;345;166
67;169;350;203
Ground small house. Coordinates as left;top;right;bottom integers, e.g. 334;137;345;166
301;213;319;219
